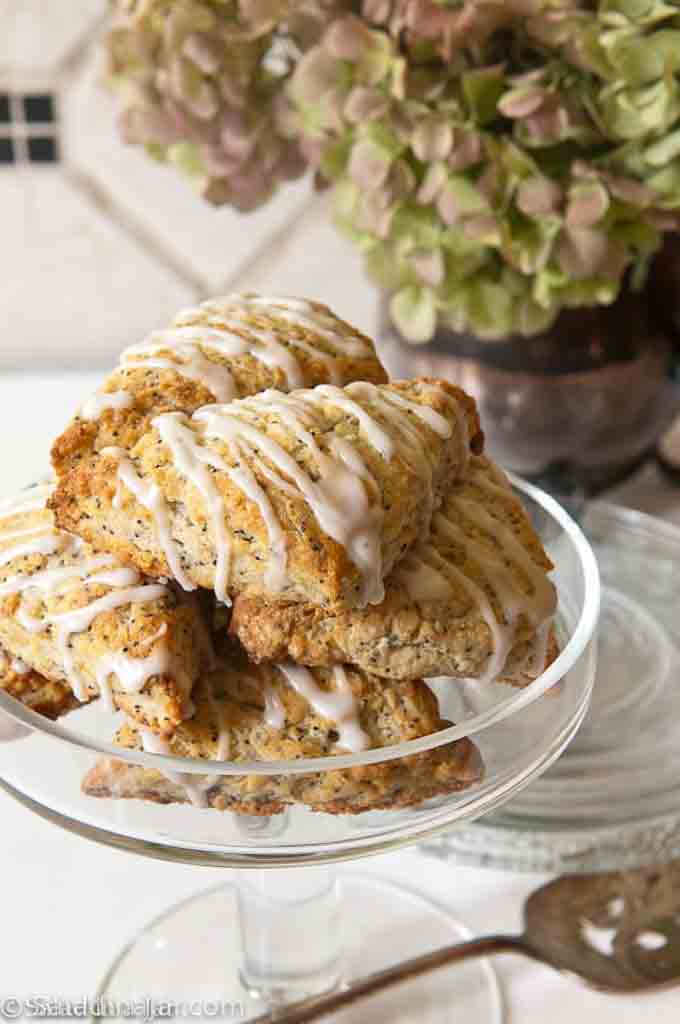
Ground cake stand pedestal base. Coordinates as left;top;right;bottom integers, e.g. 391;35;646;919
96;874;503;1023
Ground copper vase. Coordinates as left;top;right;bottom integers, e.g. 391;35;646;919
378;287;680;496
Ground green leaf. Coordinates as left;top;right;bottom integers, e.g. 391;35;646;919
647;161;680;202
332;180;360;219
363;120;405;159
390;285;438;343
166;142;205;180
319;137;352;181
437;174;489;226
645;127;680;166
465;280;515;339
462;66;505;126
390;206;442;249
365;243;408;290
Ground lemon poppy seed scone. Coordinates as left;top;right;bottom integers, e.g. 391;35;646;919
51;379;483;611
231;456;558;686
51;294;387;483
0;647;80;720
0;486;209;735
82;649;483;815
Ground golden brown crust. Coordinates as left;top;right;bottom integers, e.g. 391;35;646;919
297;737;482;813
82;737;481;816
51;379;483;610
81;648;484;815
82;758;288;816
504;628;560;689
51;296;388;482
231;456;557;684
0;500;207;734
0;648;80;719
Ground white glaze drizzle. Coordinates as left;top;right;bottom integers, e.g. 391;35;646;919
80;390;132;421
431;547;513;685
139;728;211;808
0;493;181;703
16;606;49;634
523;619;551;678
0;485;53;517
276;662;370;752
152;414;288;601
170;313;305;389
0;524;55;544
302;387;395;458
0;532;64;568
102;446;196;593
344;383;443;521
452;497;556;625
383;455;556;685
329;437;378;485
203;673;232;762
408;484;556;683
395;555;453;603
124;328;238;402
197;293;372;357
50;583;168;700
372;388;453;439
103;380;452;608
10;657;29;675
82;293;373;423
83;566;141;589
262;682;286;730
196;399;385;605
0;553;115;598
138;727;210;805
96;647;172;712
138;665;232;809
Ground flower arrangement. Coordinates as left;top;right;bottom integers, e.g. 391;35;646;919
106;0;680;342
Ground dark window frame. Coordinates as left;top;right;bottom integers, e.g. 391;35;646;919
0;91;59;165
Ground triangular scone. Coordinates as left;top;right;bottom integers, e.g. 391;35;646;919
0;646;80;720
81;650;483;816
0;486;210;735
231;456;558;686
51;379;483;611
51;294;388;483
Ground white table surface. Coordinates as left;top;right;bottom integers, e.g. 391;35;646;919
1;371;679;1023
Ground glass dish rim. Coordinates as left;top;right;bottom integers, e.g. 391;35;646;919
0;475;601;777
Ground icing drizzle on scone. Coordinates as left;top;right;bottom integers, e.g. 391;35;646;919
105;381;456;608
393;461;557;684
276;662;370;752
135;659;370;809
79;294;376;420
0;491;186;705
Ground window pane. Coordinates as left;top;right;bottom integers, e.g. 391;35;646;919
27;136;58;162
24;94;55;124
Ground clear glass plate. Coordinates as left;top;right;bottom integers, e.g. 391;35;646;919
423;501;680;874
0;478;599;1021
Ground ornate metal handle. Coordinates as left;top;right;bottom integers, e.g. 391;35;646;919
249;934;528;1024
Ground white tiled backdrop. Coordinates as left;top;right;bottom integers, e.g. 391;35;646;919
0;2;377;369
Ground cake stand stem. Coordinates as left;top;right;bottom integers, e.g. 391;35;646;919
236;863;344;1006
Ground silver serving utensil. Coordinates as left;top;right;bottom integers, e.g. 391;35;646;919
251;860;680;1022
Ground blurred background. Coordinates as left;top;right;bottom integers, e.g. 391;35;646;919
0;0;374;372
2;0;680;502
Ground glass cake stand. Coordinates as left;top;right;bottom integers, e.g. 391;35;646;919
424;500;680;874
0;479;599;1023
